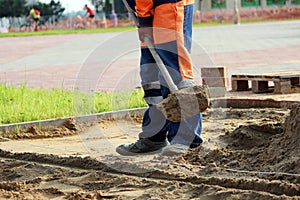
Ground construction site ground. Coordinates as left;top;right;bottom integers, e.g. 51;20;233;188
0;21;299;199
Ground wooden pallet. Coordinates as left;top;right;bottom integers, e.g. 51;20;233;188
231;72;300;94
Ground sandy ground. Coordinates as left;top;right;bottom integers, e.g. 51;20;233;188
0;102;299;199
0;21;299;199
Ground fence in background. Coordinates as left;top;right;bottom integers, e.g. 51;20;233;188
1;5;300;32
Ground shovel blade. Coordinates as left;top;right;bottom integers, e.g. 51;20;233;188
157;85;210;122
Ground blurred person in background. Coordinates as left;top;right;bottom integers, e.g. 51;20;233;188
27;6;40;31
84;4;95;28
110;10;118;27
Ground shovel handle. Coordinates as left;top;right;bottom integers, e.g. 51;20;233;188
144;37;178;92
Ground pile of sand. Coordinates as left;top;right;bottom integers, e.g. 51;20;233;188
181;103;300;184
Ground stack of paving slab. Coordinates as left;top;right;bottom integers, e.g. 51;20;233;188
201;66;227;98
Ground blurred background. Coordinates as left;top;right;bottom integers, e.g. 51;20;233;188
0;0;299;32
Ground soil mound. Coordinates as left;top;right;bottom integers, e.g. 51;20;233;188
181;104;300;184
221;122;283;149
283;103;300;139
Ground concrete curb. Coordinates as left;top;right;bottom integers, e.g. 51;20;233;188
1;98;299;133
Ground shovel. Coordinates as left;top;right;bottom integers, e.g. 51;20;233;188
122;0;210;122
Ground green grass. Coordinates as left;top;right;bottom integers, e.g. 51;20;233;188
0;83;146;125
0;21;244;38
0;26;137;38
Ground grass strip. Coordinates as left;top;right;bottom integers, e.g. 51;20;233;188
0;22;235;38
0;26;137;38
0;83;146;125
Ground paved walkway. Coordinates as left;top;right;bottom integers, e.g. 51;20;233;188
0;21;299;94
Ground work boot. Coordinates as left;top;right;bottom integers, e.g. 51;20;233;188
161;143;190;156
116;138;169;156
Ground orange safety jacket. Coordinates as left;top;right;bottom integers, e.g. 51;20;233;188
136;0;195;79
136;0;194;27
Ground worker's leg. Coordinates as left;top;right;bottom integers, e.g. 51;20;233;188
154;2;203;148
115;45;169;155
183;1;194;53
138;46;169;141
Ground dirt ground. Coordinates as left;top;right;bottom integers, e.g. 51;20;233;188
0;103;299;199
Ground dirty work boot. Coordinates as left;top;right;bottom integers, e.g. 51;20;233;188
116;138;169;156
161;143;190;156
